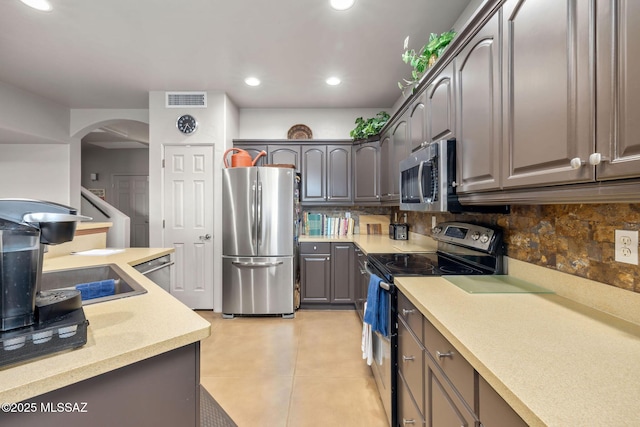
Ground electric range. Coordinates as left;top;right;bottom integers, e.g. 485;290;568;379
364;222;504;427
368;221;504;280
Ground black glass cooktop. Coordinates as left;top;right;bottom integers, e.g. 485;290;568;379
368;252;485;281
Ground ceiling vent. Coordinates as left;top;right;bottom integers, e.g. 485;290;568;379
166;92;207;108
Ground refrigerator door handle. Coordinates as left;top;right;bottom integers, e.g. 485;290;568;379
257;181;263;249
251;182;257;249
231;261;284;267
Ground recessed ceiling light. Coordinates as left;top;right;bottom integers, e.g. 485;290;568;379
326;77;342;86
244;77;261;87
19;0;52;11
330;0;355;11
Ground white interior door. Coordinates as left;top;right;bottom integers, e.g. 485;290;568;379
113;175;149;247
163;145;214;309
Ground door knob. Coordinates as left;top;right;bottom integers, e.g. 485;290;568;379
199;234;212;241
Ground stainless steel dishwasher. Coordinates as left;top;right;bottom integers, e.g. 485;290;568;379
133;254;174;292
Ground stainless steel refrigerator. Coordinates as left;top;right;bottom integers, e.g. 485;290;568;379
222;167;296;318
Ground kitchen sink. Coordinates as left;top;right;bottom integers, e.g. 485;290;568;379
41;264;147;304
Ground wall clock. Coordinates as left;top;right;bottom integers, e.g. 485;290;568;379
176;114;198;134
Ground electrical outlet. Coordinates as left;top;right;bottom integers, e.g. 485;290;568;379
432;216;437;229
615;230;639;265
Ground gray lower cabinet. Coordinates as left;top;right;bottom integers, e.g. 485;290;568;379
396;290;526;427
4;343;200;427
398;316;425;425
478;376;528;427
331;243;354;303
353;245;367;317
300;242;354;305
353;140;381;203
300;243;331;303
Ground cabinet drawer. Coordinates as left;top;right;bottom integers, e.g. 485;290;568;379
424;317;475;406
398;292;423;339
299;242;330;254
398;371;425;427
398;317;424;410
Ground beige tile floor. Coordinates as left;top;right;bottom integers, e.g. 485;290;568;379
197;309;388;427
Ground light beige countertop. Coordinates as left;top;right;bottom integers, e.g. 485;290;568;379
299;232;437;254
395;266;640;427
0;248;211;403
303;232;640;425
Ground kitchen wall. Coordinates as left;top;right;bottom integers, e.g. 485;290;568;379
148;91;239;311
396;204;640;294
0;81;77;206
239;108;389;139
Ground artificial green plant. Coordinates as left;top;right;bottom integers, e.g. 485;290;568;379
398;30;456;96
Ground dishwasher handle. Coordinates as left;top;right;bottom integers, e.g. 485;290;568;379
138;261;175;276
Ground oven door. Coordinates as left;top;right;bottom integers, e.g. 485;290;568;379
364;261;396;427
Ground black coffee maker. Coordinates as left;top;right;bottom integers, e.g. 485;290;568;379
0;199;91;366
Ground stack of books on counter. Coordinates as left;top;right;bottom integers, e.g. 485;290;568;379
303;213;354;237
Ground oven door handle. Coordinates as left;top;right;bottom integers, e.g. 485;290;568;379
364;261;391;291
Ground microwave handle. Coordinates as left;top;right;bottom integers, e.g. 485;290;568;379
417;161;426;203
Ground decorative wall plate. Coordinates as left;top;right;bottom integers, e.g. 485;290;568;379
287;124;313;139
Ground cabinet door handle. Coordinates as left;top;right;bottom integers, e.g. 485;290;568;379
589;152;610;165
437;350;454;359
402;419;416;425
570;157;585;169
402;355;415;362
402;308;415;316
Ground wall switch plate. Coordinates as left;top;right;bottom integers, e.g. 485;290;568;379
615;230;638;265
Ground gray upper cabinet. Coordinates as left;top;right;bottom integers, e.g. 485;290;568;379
301;146;326;202
379;114;408;203
502;0;593;188
301;144;352;204
455;11;502;193
595;0;640;180
327;145;352;202
409;90;428;152
268;145;300;171
427;61;455;142
378;133;391;200
353;140;380;203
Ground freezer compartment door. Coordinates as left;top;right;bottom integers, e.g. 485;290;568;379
257;167;294;256
222;256;294;315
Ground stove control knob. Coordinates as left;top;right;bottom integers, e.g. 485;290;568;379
470;231;480;241
479;233;490;244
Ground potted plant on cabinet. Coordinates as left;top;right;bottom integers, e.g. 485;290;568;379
349;111;390;142
398;30;456;96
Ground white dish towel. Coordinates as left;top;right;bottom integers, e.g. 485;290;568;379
361;302;373;366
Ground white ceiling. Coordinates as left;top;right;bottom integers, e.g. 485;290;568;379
0;0;472;110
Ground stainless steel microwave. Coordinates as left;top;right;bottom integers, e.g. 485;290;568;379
399;139;457;212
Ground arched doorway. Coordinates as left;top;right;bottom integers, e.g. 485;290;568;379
73;118;150;247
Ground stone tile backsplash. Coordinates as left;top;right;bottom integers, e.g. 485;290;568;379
394;204;640;293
